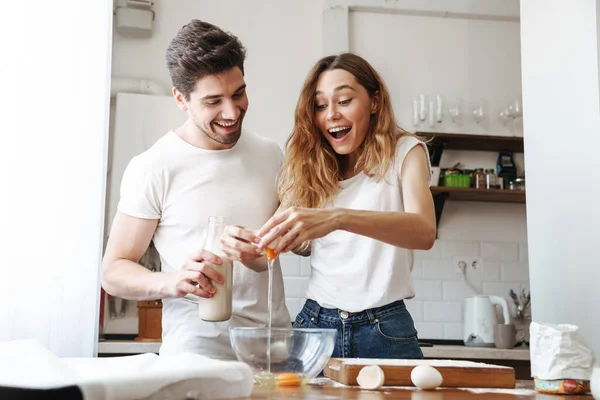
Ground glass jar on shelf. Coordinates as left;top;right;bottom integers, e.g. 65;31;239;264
485;169;497;189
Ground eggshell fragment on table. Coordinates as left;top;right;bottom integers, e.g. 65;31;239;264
356;365;385;390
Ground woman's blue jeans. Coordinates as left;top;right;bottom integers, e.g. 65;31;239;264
292;298;423;359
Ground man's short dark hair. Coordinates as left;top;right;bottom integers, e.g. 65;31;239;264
166;20;247;100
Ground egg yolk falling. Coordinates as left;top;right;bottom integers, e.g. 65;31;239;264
276;372;302;387
265;247;278;260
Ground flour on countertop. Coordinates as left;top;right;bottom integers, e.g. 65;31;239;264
310;378;349;387
337;358;512;369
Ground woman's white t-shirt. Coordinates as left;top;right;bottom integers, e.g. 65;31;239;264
306;135;431;312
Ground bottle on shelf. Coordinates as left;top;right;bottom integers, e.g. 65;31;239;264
475;168;486;190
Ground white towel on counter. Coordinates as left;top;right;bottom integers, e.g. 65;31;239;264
0;339;254;399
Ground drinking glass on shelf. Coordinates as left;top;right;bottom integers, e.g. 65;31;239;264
507;99;523;134
448;99;464;125
435;94;443;123
412;97;420;127
499;107;511;126
428;98;436;128
419;94;427;122
472;103;485;124
508;99;523;118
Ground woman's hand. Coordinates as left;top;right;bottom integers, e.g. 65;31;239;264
256;207;340;254
220;225;262;262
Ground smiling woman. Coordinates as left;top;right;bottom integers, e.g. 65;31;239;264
257;53;436;360
314;72;375;174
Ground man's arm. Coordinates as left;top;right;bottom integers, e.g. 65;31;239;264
102;212;168;300
102;212;223;300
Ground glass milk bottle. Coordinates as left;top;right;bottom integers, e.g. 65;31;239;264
198;216;233;322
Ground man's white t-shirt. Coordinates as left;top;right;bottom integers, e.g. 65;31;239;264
306;136;431;312
117;129;290;359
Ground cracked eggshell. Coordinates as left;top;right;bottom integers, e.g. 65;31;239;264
356;365;385;390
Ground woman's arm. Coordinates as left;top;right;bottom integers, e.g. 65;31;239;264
257;145;436;253
337;145;436;250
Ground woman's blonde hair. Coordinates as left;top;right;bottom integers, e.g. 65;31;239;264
278;52;416;208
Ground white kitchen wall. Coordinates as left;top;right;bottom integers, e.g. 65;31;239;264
111;0;325;148
111;0;529;340
351;11;522;138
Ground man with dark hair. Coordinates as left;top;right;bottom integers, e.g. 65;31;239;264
102;20;290;359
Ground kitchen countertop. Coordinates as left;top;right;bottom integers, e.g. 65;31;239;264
98;340;161;354
240;379;593;399
422;345;530;361
97;341;530;360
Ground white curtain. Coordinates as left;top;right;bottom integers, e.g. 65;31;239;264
0;1;113;357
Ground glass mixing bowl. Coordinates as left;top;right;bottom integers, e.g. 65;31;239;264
229;327;336;386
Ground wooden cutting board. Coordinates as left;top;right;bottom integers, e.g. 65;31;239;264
324;358;516;388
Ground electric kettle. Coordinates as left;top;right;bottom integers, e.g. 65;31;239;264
463;295;511;347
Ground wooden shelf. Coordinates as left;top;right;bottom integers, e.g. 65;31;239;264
430;187;526;203
418;132;524;153
419;132;526;237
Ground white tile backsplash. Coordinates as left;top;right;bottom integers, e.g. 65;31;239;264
519;243;529;262
413;280;443;300
501;263;530;282
404;300;424;322
281;231;529;339
411;261;423;278
441;241;480;259
442;280;481;301
443;323;464;340
299;256;311;277
414;322;444;339
279;255;300;276
465;261;502;282
481;242;520;263
424;301;463;322
422;260;462;281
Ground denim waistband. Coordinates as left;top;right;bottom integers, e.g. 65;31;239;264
301;298;406;324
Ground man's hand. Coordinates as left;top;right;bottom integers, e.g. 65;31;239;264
170;250;224;298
